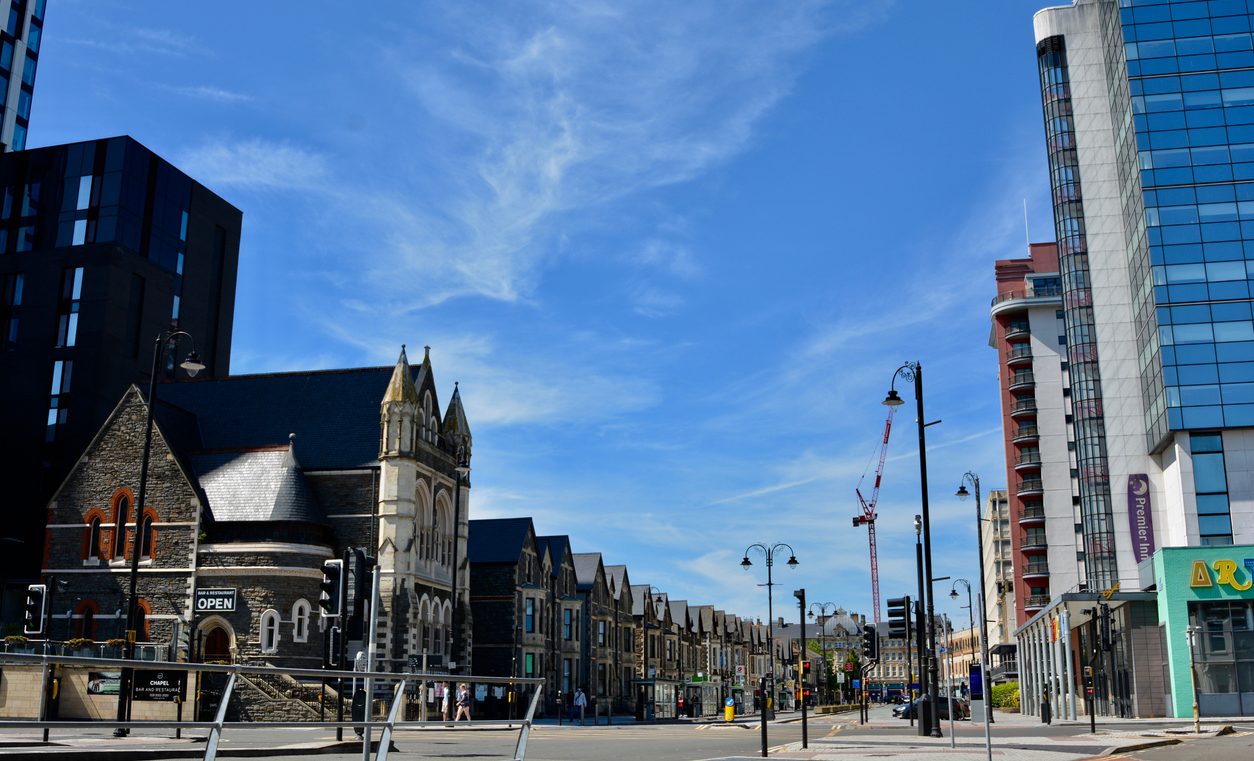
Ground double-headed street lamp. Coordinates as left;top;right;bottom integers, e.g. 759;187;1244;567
956;471;995;724
883;362;942;737
639;584;666;720
740;542;799;685
115;329;204;737
807;602;838;703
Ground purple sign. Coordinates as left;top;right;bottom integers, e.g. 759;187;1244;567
1127;475;1155;562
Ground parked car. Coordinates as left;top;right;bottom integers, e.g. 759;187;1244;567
892;695;969;720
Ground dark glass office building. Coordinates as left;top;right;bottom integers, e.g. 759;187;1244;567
0;0;45;152
0;136;241;604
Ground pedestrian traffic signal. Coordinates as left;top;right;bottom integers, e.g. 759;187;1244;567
861;623;878;661
802;660;811;676
23;584;47;635
319;559;343;617
886;596;911;639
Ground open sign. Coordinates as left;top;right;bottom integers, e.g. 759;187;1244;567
195;588;237;612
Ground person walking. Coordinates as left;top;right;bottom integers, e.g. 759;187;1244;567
573;687;587;725
455;682;472;722
441;681;452;724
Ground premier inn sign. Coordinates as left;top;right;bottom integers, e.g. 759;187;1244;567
195;588;238;612
1189;558;1254;592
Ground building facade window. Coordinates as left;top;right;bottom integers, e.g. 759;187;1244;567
56;267;83;347
139;511;156;559
1192;433;1233;545
110;491;131;559
46;358;72;441
85;515;101;562
260;609;280;653
1;271;21;349
292;599;311;643
525;598;536;633
563;608;573;641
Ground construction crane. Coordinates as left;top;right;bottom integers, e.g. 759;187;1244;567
853;406;896;623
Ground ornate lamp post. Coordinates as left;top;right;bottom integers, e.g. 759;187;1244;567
807;602;837;704
883;362;942;737
114;330;204;737
956;472;995;724
740;543;799;681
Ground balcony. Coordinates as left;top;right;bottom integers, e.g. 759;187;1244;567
1006;346;1033;366
1004;323;1031;340
1014;452;1042;471
1008;372;1036;391
1021;531;1048;553
1018;505;1045;526
991;287;1064;319
1010;399;1038;419
1017;478;1043;497
1024;594;1050;610
1013;424;1039;443
1022;561;1051;579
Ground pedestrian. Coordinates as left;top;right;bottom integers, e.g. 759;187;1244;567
441;681;452;724
455;682;472;722
573;687;587;725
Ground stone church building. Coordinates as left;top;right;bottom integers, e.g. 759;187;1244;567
40;346;473;672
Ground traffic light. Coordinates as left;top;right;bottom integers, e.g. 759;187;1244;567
23;584;47;636
1098;602;1112;652
325;625;342;667
861;623;878;661
319;559;343;617
886;596;911;639
801;660;811;677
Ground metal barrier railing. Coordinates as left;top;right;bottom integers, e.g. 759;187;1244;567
0;652;544;761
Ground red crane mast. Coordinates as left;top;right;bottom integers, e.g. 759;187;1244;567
853;407;895;623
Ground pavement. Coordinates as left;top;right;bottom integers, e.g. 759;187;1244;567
768;706;1244;760
0;708;1245;760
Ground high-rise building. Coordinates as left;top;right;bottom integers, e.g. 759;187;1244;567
1009;0;1254;720
980;489;1019;682
0;136;241;607
1;0;45;152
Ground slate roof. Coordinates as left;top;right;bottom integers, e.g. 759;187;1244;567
157;365;429;471
572;552;601;591
605;565;628;601
190;440;325;524
468;518;534;564
536;535;570;578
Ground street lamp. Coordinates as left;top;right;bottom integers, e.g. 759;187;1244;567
807;602;837;704
949;581;975;660
741;543;798;686
449;433;470;673
639;585;665;721
884;362;942;738
114;329;204;737
955;472;995;724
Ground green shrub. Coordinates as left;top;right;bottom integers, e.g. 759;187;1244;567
990;681;1020;710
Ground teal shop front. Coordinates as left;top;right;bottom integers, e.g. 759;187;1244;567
1152;545;1254;718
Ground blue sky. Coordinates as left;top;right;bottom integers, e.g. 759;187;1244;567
35;0;1060;629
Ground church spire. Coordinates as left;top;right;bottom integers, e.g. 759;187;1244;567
381;345;419;457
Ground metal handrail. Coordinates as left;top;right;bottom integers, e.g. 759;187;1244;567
0;652;546;761
991;287;1064;308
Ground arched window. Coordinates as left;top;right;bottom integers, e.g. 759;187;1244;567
75;598;99;640
260;609;281;653
112;492;131;559
292;599;311;643
136;599;152;641
139;512;156;559
86;516;101;561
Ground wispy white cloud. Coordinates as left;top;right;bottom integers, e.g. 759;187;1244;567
66;26;199;57
164;84;254;103
178;137;329;191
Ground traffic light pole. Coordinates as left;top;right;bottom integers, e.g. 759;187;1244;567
795;588;807;749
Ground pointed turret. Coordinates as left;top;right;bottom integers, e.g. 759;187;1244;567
443;381;472;463
381;345;419;458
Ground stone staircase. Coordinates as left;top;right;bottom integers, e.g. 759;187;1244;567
226;666;337;722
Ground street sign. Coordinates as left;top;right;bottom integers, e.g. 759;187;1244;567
194;588;237;613
851;679;861;689
735;665;745;676
133;669;187;702
837;673;845;684
844;662;854;672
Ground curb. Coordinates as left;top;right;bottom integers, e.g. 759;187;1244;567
0;740;397;760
